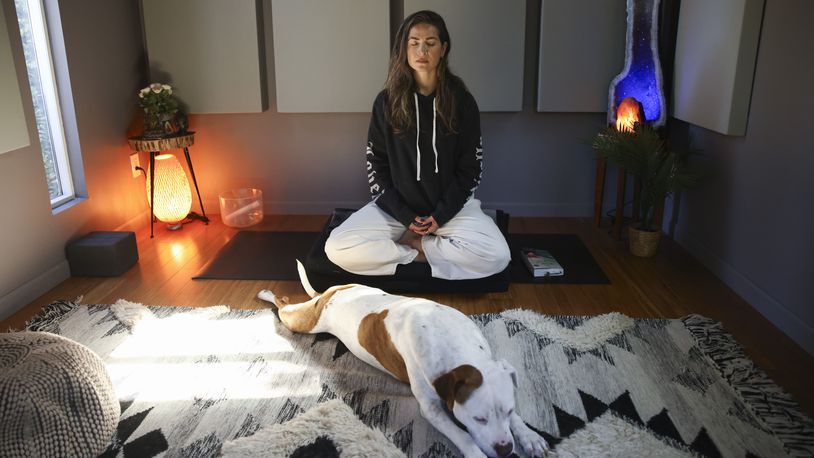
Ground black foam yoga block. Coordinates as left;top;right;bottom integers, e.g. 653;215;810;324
66;231;139;276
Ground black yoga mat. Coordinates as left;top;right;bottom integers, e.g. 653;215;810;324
194;231;608;285
506;233;609;284
193;231;319;280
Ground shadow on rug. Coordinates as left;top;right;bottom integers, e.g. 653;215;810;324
24;300;814;457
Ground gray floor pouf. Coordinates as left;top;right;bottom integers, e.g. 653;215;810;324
0;332;120;457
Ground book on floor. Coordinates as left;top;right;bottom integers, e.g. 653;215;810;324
520;247;564;277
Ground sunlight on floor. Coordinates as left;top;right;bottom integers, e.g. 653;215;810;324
110;311;293;358
105;360;321;402
103;309;323;402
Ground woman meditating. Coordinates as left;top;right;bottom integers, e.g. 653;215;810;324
325;10;510;280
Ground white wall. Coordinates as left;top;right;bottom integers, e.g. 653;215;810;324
0;0;147;320
184;0;602;218
672;0;814;354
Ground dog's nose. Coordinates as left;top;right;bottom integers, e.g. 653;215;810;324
493;441;513;457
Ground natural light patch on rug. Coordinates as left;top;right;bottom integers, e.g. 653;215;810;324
23;299;814;457
109;299;295;357
65;300;315;404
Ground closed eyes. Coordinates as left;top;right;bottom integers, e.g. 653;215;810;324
474;416;488;424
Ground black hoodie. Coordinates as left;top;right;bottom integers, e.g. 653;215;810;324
366;87;483;228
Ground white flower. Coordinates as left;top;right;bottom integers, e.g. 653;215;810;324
138;92;144;99
162;84;171;91
140;88;150;95
150;83;163;93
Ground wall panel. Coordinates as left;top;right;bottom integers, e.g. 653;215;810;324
143;0;266;113
405;0;525;112
271;0;389;113
537;0;626;113
672;0;764;135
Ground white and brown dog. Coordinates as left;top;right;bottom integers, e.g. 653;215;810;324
257;263;549;458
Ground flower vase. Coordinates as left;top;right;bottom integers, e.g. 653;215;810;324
143;112;179;139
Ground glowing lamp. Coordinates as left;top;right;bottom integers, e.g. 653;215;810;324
145;153;192;229
615;97;645;132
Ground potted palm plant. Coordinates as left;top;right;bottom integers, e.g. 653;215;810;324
592;123;698;257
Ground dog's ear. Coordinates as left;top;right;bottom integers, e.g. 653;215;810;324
433;364;483;411
433;370;457;411
499;359;518;387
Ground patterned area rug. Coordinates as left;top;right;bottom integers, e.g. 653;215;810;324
220;399;405;457
24;300;814;457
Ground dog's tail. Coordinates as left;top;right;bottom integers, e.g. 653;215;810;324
296;260;318;298
257;289;289;309
257;260;317;307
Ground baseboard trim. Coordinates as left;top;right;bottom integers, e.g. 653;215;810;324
0;260;70;323
201;199;594;217
202;200;369;216
675;229;814;356
201;200;594;218
480;202;593;217
266;201;369;214
114;209;151;232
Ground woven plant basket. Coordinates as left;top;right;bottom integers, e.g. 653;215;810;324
628;225;661;257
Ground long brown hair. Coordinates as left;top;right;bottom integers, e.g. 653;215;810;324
385;10;466;135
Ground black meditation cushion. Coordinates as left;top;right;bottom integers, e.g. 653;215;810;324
303;208;511;293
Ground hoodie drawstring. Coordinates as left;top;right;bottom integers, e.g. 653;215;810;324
414;93;421;181
413;92;439;181
432;98;439;174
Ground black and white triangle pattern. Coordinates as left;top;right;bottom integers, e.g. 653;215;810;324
22;301;811;458
98;403;168;458
539;389;724;457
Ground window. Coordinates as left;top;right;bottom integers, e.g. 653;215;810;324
14;0;78;208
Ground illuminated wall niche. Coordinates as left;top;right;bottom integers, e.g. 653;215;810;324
608;0;666;127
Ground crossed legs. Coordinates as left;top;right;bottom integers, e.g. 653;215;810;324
325;199;510;280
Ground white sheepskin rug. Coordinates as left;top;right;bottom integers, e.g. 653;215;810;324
220;399;404;457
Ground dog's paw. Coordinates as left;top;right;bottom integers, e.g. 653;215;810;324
515;428;549;458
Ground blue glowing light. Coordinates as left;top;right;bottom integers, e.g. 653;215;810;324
608;0;666;127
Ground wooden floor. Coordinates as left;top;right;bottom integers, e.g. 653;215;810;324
3;215;812;417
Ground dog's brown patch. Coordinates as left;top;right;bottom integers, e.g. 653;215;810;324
279;285;354;332
358;310;409;383
315;284;354;309
432;365;484;411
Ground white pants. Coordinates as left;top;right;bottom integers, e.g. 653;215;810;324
325;198;511;280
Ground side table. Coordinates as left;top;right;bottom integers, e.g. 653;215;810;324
593;158;627;240
128;132;209;238
593;160;665;239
